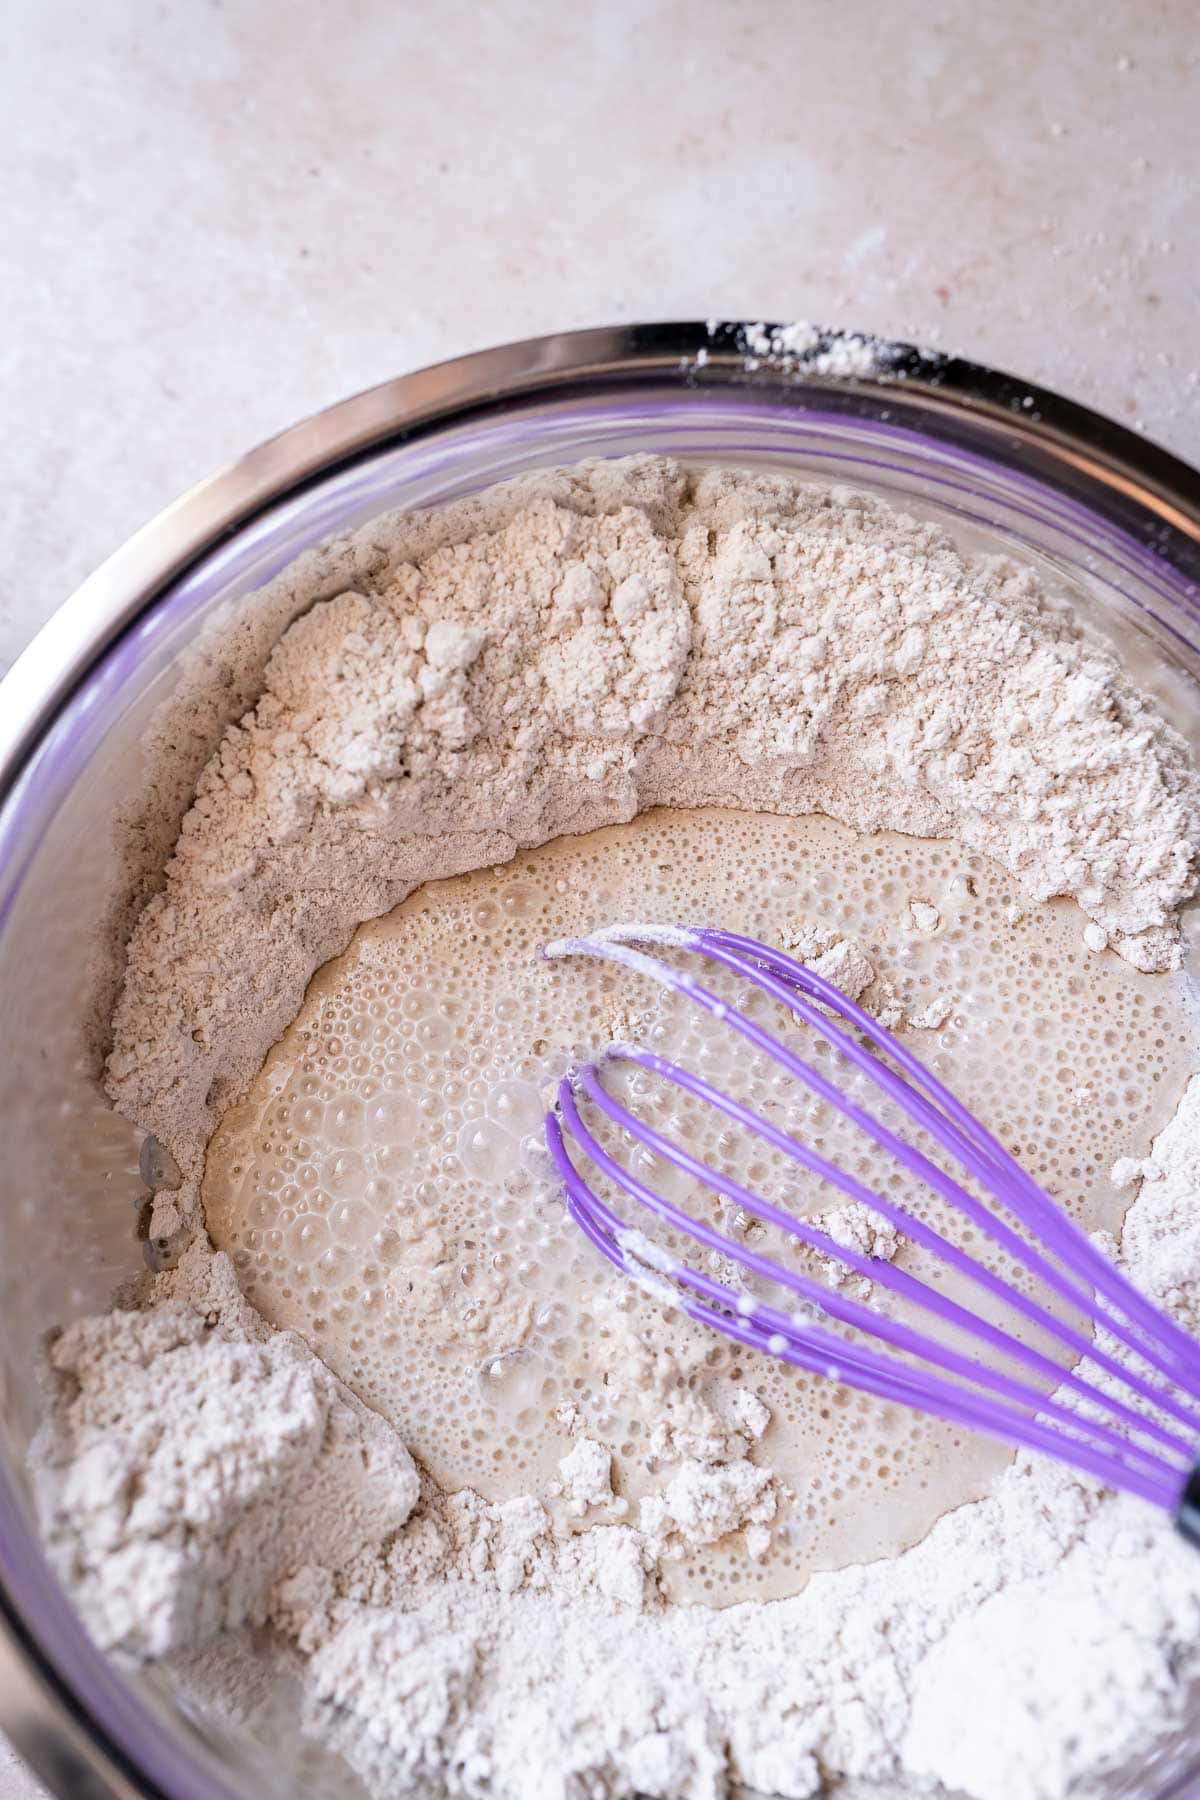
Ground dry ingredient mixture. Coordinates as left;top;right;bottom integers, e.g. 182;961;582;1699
29;457;1200;1800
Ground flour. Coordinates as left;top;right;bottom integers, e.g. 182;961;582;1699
33;1241;419;1660
818;1203;902;1300
779;923;878;1004
904;900;941;935
104;456;1200;1253
29;456;1200;1799
778;922;954;1035
738;321;896;379
656;1458;777;1549
554;1439;621;1517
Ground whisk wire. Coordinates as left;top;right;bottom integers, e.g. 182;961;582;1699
543;923;1200;1521
563;925;1200;1409
568;1055;1197;1462
553;1075;1191;1479
547;1112;1181;1505
711;927;1200;1388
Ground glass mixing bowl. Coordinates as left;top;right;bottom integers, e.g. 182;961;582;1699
2;323;1199;1800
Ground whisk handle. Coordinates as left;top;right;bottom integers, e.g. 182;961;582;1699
1175;1468;1200;1547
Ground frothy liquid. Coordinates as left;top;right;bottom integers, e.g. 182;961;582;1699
204;810;1197;1602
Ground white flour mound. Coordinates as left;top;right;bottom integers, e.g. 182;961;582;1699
103;458;1200;1246
34;1244;419;1662
30;457;1200;1799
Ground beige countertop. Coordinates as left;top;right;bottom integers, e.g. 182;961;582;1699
0;0;1196;1791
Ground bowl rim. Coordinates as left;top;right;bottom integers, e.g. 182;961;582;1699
2;318;1200;1799
3;317;1200;802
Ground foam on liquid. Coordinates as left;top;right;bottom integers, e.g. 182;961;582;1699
203;810;1198;1604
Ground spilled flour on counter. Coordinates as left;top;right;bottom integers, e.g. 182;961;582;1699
29;457;1200;1799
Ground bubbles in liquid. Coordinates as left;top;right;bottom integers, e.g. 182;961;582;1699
202;809;1198;1605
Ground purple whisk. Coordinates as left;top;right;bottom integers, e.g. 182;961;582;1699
542;923;1200;1541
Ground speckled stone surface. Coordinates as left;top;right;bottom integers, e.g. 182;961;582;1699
0;0;1196;1792
0;1743;43;1800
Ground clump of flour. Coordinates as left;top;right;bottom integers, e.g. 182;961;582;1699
818;1202;902;1300
780;921;878;1003
30;457;1200;1799
740;319;895;378
779;920;956;1035
33;1242;418;1660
